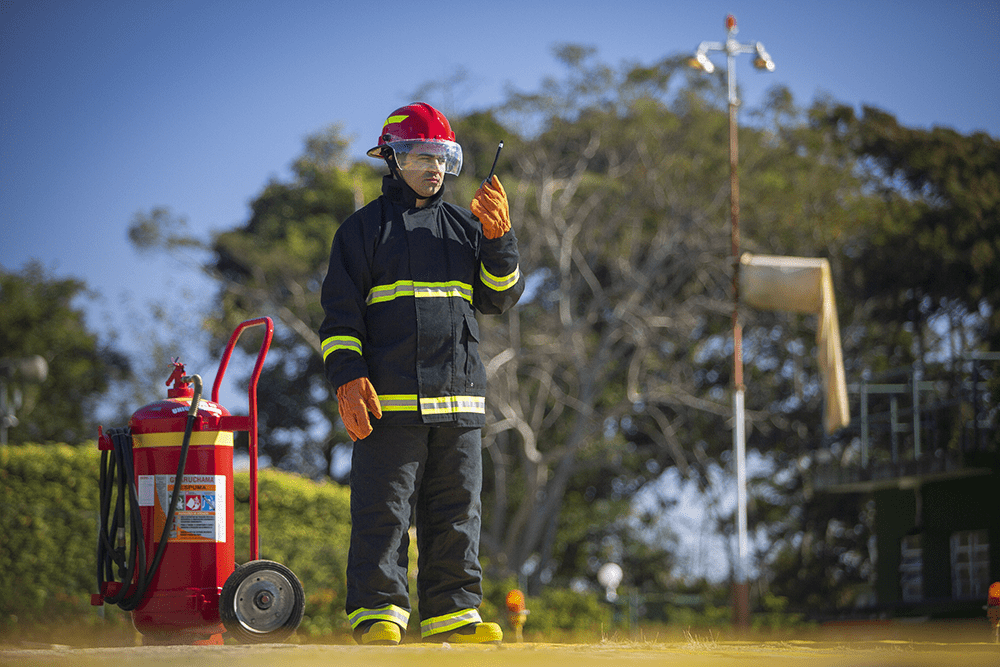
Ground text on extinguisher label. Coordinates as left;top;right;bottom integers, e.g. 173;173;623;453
138;474;226;543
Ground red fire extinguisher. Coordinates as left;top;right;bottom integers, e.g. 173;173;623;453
93;317;304;644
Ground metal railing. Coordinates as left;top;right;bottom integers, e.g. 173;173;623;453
815;354;998;490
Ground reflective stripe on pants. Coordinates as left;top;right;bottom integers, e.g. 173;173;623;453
420;608;482;638
347;604;410;630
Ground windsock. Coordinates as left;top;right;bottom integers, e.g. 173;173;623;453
740;254;850;433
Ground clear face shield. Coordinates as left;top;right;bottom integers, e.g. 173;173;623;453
389;140;463;177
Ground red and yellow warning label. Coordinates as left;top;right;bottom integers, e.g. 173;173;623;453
138;474;226;543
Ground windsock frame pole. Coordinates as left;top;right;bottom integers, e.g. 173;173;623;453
690;14;775;631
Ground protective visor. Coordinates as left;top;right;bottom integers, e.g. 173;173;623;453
389;140;463;177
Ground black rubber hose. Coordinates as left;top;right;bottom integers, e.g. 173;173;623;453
97;427;145;607
96;375;202;611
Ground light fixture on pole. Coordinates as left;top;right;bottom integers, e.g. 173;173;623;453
0;355;49;445
597;562;623;603
688;14;775;631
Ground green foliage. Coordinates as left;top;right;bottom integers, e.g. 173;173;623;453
814;102;1000;352
0;264;129;444
531;587;612;636
1;445;105;634
765;494;875;614
751;593;811;631
660;602;732;630
449;111;517;192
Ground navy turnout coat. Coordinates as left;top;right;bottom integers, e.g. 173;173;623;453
319;176;523;427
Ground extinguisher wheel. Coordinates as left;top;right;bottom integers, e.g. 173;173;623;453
220;560;305;643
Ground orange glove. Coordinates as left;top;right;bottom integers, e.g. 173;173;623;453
470;175;511;239
336;377;382;441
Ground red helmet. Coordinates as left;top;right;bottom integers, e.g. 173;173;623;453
367;102;463;176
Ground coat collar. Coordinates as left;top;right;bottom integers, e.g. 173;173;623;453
382;175;445;210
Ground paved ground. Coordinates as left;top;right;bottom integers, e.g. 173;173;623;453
2;639;997;667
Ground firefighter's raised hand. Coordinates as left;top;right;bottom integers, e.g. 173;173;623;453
471;175;511;240
336;377;382;441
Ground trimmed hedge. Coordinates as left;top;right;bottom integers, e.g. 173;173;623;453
2;444;104;634
0;444;352;640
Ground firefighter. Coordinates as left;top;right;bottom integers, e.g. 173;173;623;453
319;102;523;645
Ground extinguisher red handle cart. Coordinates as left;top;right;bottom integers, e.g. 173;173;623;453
212;315;273;562
213;317;305;644
95;315;304;645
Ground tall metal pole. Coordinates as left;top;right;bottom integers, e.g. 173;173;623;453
729;79;751;632
690;14;775;631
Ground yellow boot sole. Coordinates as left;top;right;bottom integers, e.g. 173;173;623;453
428;622;503;644
358;620;402;645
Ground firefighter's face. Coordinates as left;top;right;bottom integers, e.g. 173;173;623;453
397;150;446;199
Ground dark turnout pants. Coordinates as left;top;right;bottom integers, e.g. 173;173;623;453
346;423;484;635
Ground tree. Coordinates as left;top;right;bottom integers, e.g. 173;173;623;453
0;262;129;444
813;103;1000;358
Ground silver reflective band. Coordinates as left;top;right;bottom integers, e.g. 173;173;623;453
377;394;485;415
321;335;362;361
366;280;473;306
348;604;410;630
480;264;520;292
379;394;419;412
420;608;482;637
419;395;486;416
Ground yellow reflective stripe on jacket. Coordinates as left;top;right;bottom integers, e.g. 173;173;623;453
366;280;473;306
321;335;362;361
480;263;520;291
414;281;472;301
420;608;482;637
419;395;486;416
379;394;419;412
348;604;410;630
377;394;485;415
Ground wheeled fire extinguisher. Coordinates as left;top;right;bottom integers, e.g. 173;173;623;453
92;317;305;644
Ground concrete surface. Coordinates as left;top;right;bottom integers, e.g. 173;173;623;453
2;640;997;667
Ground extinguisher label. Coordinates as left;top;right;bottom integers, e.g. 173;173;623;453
138;475;155;506
140;474;227;543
